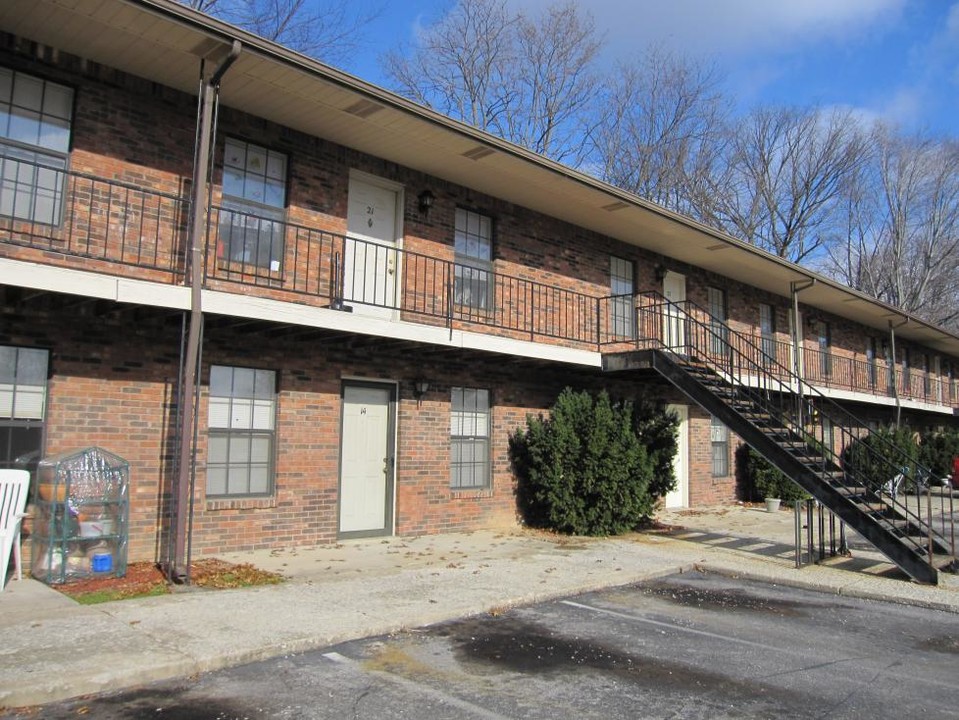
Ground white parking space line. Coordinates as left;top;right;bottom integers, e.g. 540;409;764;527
561;599;959;692
561;600;793;653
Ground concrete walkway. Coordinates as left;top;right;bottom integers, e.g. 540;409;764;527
3;503;959;710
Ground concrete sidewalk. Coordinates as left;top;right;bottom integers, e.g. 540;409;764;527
3;504;959;710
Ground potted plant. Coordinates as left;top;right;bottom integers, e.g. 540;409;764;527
737;445;807;512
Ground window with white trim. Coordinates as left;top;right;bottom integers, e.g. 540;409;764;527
450;387;490;489
817;320;831;378
454;208;492;311
207;365;276;498
0;346;48;477
610;256;635;338
867;337;878;388
760;303;776;366
218;138;287;272
711;416;729;477
0;68;73;225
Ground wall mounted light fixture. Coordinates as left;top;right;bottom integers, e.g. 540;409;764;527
413;380;430;399
654;264;668;282
418;189;435;216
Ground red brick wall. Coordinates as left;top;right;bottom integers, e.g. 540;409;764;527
6;297;732;558
2;36;956;392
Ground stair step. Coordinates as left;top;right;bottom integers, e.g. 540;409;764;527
836;485;868;497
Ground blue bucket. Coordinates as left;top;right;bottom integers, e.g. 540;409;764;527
91;552;113;573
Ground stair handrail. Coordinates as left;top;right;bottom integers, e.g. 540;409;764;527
633;291;952;561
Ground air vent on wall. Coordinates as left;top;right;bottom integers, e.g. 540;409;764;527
602;201;628;212
461;146;496;161
706;243;731;251
344;99;385;119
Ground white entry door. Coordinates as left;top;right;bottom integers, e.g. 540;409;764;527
345;174;401;317
339;383;395;537
662;271;687;351
665;404;689;508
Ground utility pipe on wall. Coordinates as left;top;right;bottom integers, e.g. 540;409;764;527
889;318;908;428
171;40;241;583
790;279;815;426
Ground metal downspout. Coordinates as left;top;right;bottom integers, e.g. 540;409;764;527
171;40;241;582
889;318;908;428
791;279;815;426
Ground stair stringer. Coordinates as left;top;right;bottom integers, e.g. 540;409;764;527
649;349;940;585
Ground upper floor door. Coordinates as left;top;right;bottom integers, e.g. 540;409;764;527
662;271;686;352
345;173;403;318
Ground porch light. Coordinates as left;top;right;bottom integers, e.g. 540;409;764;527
654;264;667;282
414;380;430;399
418;189;435;216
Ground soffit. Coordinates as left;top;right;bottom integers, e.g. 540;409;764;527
3;0;959;355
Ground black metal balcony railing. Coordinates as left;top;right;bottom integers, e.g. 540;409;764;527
0;159;188;275
1;159;956;408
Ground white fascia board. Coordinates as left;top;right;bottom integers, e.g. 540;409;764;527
0;258;190;309
812;384;955;416
711;366;953;416
202;290;602;367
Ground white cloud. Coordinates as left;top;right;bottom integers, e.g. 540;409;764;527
508;0;905;58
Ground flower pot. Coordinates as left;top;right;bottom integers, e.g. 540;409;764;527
765;498;781;513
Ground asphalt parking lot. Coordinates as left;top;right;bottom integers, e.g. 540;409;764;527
14;570;959;720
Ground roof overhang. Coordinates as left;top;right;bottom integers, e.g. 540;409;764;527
3;0;958;355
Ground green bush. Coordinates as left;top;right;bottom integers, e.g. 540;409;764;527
631;396;680;502
510;388;655;536
735;444;807;502
919;429;959;480
842;426;919;492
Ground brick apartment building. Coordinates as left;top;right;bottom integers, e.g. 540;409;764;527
2;0;958;581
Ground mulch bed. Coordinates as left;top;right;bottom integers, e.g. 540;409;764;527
53;559;282;603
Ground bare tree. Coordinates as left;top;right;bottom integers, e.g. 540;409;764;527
589;47;726;217
180;0;380;63
383;0;516;132
383;0;601;164
826;128;959;328
706;106;868;264
498;3;601;161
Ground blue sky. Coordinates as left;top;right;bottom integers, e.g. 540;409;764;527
339;0;959;138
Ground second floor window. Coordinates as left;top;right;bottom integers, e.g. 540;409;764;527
759;303;776;366
454;208;492;311
0;68;73;225
817;320;831;378
218;138;287;272
867;338;878;388
707;287;728;357
610;256;635;338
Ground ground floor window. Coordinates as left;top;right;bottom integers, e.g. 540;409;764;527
711;416;729;477
0;345;48;477
207;365;276;498
450;387;490;489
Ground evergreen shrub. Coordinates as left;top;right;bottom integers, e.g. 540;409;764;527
735;444;807;502
510;388;661;536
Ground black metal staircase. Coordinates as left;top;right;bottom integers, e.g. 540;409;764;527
603;293;956;584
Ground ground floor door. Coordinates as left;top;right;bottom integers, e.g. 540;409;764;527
338;382;396;537
665;404;689;508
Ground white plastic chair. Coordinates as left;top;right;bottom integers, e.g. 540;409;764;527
0;469;31;591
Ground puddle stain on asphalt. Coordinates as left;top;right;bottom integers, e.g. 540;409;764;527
619;576;856;618
67;687;261;720
916;635;959;654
